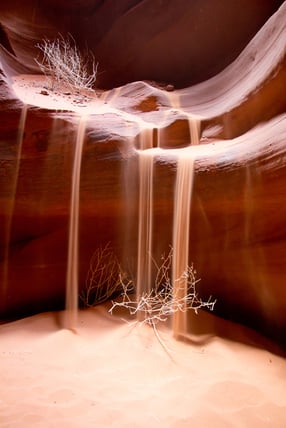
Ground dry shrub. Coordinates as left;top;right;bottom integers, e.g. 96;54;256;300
35;35;98;92
81;245;216;355
82;244;215;338
110;248;215;319
80;243;133;307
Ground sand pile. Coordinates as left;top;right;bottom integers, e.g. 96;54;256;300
1;304;285;427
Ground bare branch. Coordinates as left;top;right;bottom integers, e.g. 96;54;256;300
80;243;133;307
35;35;98;92
109;249;216;325
81;244;216;356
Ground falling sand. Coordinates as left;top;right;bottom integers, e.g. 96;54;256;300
65;116;87;330
172;115;200;338
1;104;27;301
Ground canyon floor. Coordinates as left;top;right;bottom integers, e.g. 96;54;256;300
0;303;286;428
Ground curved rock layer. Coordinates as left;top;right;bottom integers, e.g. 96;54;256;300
0;0;284;87
0;2;286;345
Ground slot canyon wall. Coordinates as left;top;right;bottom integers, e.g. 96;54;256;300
0;0;286;345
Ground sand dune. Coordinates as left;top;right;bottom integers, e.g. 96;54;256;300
1;305;286;427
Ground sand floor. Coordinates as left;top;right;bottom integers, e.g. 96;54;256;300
0;303;285;428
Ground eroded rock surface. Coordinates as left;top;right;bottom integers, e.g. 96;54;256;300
0;0;284;87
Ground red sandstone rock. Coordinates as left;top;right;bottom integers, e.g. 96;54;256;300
0;0;283;87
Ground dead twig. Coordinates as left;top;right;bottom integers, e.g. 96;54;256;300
35;34;98;92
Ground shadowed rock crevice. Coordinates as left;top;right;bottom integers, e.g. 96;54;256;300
0;0;284;88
